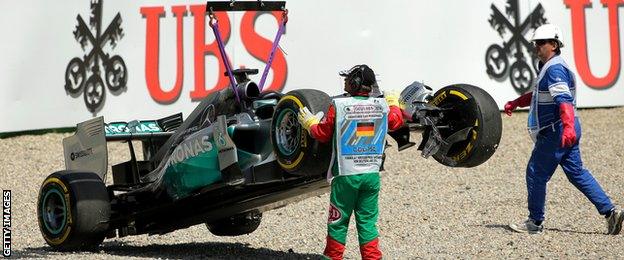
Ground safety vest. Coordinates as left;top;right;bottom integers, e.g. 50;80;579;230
333;97;389;176
527;55;577;141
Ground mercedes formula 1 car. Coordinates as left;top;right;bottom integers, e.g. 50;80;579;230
37;68;502;251
37;1;502;251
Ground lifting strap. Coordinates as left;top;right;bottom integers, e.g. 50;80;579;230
258;9;288;92
207;2;288;103
209;13;241;103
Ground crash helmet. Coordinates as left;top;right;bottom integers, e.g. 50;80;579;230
339;64;377;94
531;24;564;48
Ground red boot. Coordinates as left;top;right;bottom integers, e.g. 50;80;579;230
360;238;382;260
323;236;345;260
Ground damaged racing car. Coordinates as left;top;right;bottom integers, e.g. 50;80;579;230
36;1;502;251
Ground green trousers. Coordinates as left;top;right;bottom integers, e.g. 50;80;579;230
327;173;380;245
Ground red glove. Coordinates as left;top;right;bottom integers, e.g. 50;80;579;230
559;102;577;147
504;92;532;116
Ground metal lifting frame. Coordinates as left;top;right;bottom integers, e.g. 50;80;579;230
205;1;288;104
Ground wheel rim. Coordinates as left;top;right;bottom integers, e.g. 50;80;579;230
436;94;477;157
275;108;300;156
41;188;67;235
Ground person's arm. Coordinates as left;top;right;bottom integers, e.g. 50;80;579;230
388;106;404;131
384;91;405;131
309;105;335;143
547;66;575;105
559;103;576;147
546;66;576;147
504;92;532;116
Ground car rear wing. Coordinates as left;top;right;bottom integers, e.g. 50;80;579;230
62;113;182;181
104;113;183;141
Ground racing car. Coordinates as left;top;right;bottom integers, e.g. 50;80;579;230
37;1;502;251
37;68;502;251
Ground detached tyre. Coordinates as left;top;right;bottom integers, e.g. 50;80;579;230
206;210;262;236
271;89;331;176
427;84;502;167
37;171;110;251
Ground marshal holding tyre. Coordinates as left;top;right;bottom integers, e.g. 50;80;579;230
271;89;332;176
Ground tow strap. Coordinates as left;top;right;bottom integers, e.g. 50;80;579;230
207;2;288;104
258;9;288;92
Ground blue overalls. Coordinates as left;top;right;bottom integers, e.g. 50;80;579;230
526;55;614;222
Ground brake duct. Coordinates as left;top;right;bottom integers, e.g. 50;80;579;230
388;81;474;165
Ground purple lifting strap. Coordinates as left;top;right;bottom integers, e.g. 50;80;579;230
211;20;241;103
258;17;287;92
210;10;287;101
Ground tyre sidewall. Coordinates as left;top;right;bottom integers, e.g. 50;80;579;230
271;89;331;175
37;175;74;246
429;84;501;167
272;95;310;172
37;171;110;250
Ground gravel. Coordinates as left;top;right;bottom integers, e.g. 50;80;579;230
1;108;624;259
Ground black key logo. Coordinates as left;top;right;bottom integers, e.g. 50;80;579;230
65;0;127;114
485;0;548;94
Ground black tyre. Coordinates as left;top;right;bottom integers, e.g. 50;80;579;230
271;89;331;176
427;84;502;167
37;171;110;251
206;210;262;236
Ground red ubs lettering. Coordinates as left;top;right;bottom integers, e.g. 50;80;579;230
564;0;623;89
140;5;288;104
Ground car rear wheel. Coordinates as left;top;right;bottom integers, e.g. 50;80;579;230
426;84;502;167
37;171;110;251
206;210;262;236
271;89;331;176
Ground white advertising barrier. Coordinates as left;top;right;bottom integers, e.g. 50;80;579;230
0;0;622;133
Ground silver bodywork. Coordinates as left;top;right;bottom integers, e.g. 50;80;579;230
62;117;108;181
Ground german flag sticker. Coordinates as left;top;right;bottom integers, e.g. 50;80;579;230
356;122;375;137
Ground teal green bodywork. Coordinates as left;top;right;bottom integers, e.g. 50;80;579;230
162;140;221;199
162;125;259;199
105;121;162;136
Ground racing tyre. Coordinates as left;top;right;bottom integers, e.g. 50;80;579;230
37;171;110;251
206;210;262;236
271;89;331;176
427;84;502;167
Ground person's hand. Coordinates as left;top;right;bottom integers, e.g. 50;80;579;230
561;125;576;147
298;107;323;134
384;90;400;107
504;92;533;116
504;101;518;116
559;103;577;147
